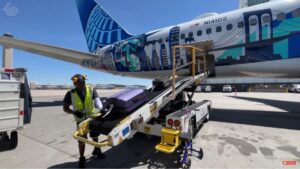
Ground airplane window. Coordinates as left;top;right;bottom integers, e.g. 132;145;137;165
277;12;286;21
216;26;222;33
206;28;212;34
181;34;185;39
165;37;169;42
226;24;233;30
159;38;162;43
197;30;202;36
262;15;271;23
292;8;300;18
238;21;244;28
188;32;193;38
250;18;257;26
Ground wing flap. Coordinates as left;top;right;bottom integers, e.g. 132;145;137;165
0;36;98;65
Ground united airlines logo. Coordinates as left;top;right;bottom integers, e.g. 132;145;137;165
85;5;131;52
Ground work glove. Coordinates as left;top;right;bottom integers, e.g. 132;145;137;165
101;108;109;115
73;111;84;118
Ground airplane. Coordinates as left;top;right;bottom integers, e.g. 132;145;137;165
0;0;300;81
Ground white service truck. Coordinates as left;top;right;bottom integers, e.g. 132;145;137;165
0;68;32;149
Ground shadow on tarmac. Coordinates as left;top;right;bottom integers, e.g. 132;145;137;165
210;96;300;130
32;101;64;108
229;96;300;114
48;133;203;168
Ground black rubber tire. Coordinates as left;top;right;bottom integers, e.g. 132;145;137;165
177;157;182;167
9;131;18;149
1;132;9;140
183;157;191;169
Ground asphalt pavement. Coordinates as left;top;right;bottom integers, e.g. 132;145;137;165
0;92;300;168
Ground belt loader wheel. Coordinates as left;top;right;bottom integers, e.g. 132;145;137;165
177;156;192;169
9;131;18;149
182;157;191;169
0;132;9;140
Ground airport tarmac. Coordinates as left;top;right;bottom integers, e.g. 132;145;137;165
0;91;300;168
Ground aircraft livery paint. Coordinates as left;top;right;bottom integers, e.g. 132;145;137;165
78;0;300;74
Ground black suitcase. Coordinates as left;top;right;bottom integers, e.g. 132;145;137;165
153;78;170;91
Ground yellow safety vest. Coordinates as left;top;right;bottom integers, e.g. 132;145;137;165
71;85;97;122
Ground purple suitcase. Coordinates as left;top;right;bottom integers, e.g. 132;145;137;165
108;88;148;114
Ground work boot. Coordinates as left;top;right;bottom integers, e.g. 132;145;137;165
79;156;85;168
92;148;106;159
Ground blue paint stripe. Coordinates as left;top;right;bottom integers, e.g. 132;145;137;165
102;19;108;30
109;20;114;30
97;32;102;42
100;31;104;43
91;41;97;51
97;16;104;29
94;13;102;25
117;29;121;40
96;16;102;29
91;27;97;37
94;30;99;41
107;31;111;44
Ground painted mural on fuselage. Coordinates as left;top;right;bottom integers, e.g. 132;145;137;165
84;0;300;73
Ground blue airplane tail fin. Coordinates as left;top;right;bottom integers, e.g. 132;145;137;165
76;0;132;52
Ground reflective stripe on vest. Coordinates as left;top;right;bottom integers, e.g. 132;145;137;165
70;85;96;122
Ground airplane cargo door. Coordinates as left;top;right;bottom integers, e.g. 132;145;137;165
261;13;272;40
243;9;274;63
244;9;273;43
248;15;259;43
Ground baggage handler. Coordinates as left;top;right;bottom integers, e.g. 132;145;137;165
63;74;105;168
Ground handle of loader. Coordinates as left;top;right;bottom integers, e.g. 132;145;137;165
73;131;111;148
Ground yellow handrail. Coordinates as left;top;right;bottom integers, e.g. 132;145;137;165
171;45;207;99
73;131;112;148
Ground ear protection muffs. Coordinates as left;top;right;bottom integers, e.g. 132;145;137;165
71;74;87;83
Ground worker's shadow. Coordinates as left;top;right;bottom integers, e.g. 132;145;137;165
48;132;204;169
32;101;64;107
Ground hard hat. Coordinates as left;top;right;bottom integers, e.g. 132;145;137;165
71;74;87;83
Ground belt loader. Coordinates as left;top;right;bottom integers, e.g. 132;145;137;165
73;45;212;168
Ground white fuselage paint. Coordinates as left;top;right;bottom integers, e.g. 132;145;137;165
90;0;300;79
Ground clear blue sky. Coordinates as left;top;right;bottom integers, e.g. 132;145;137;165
0;0;237;86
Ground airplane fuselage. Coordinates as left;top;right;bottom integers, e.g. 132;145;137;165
82;0;300;79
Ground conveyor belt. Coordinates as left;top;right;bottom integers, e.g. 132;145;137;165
92;89;168;135
89;77;192;135
88;75;204;139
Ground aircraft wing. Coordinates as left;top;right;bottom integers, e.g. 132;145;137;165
0;36;98;65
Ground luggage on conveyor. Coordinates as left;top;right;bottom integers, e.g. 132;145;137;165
107;88;148;115
88;88;148;135
153;78;170;91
